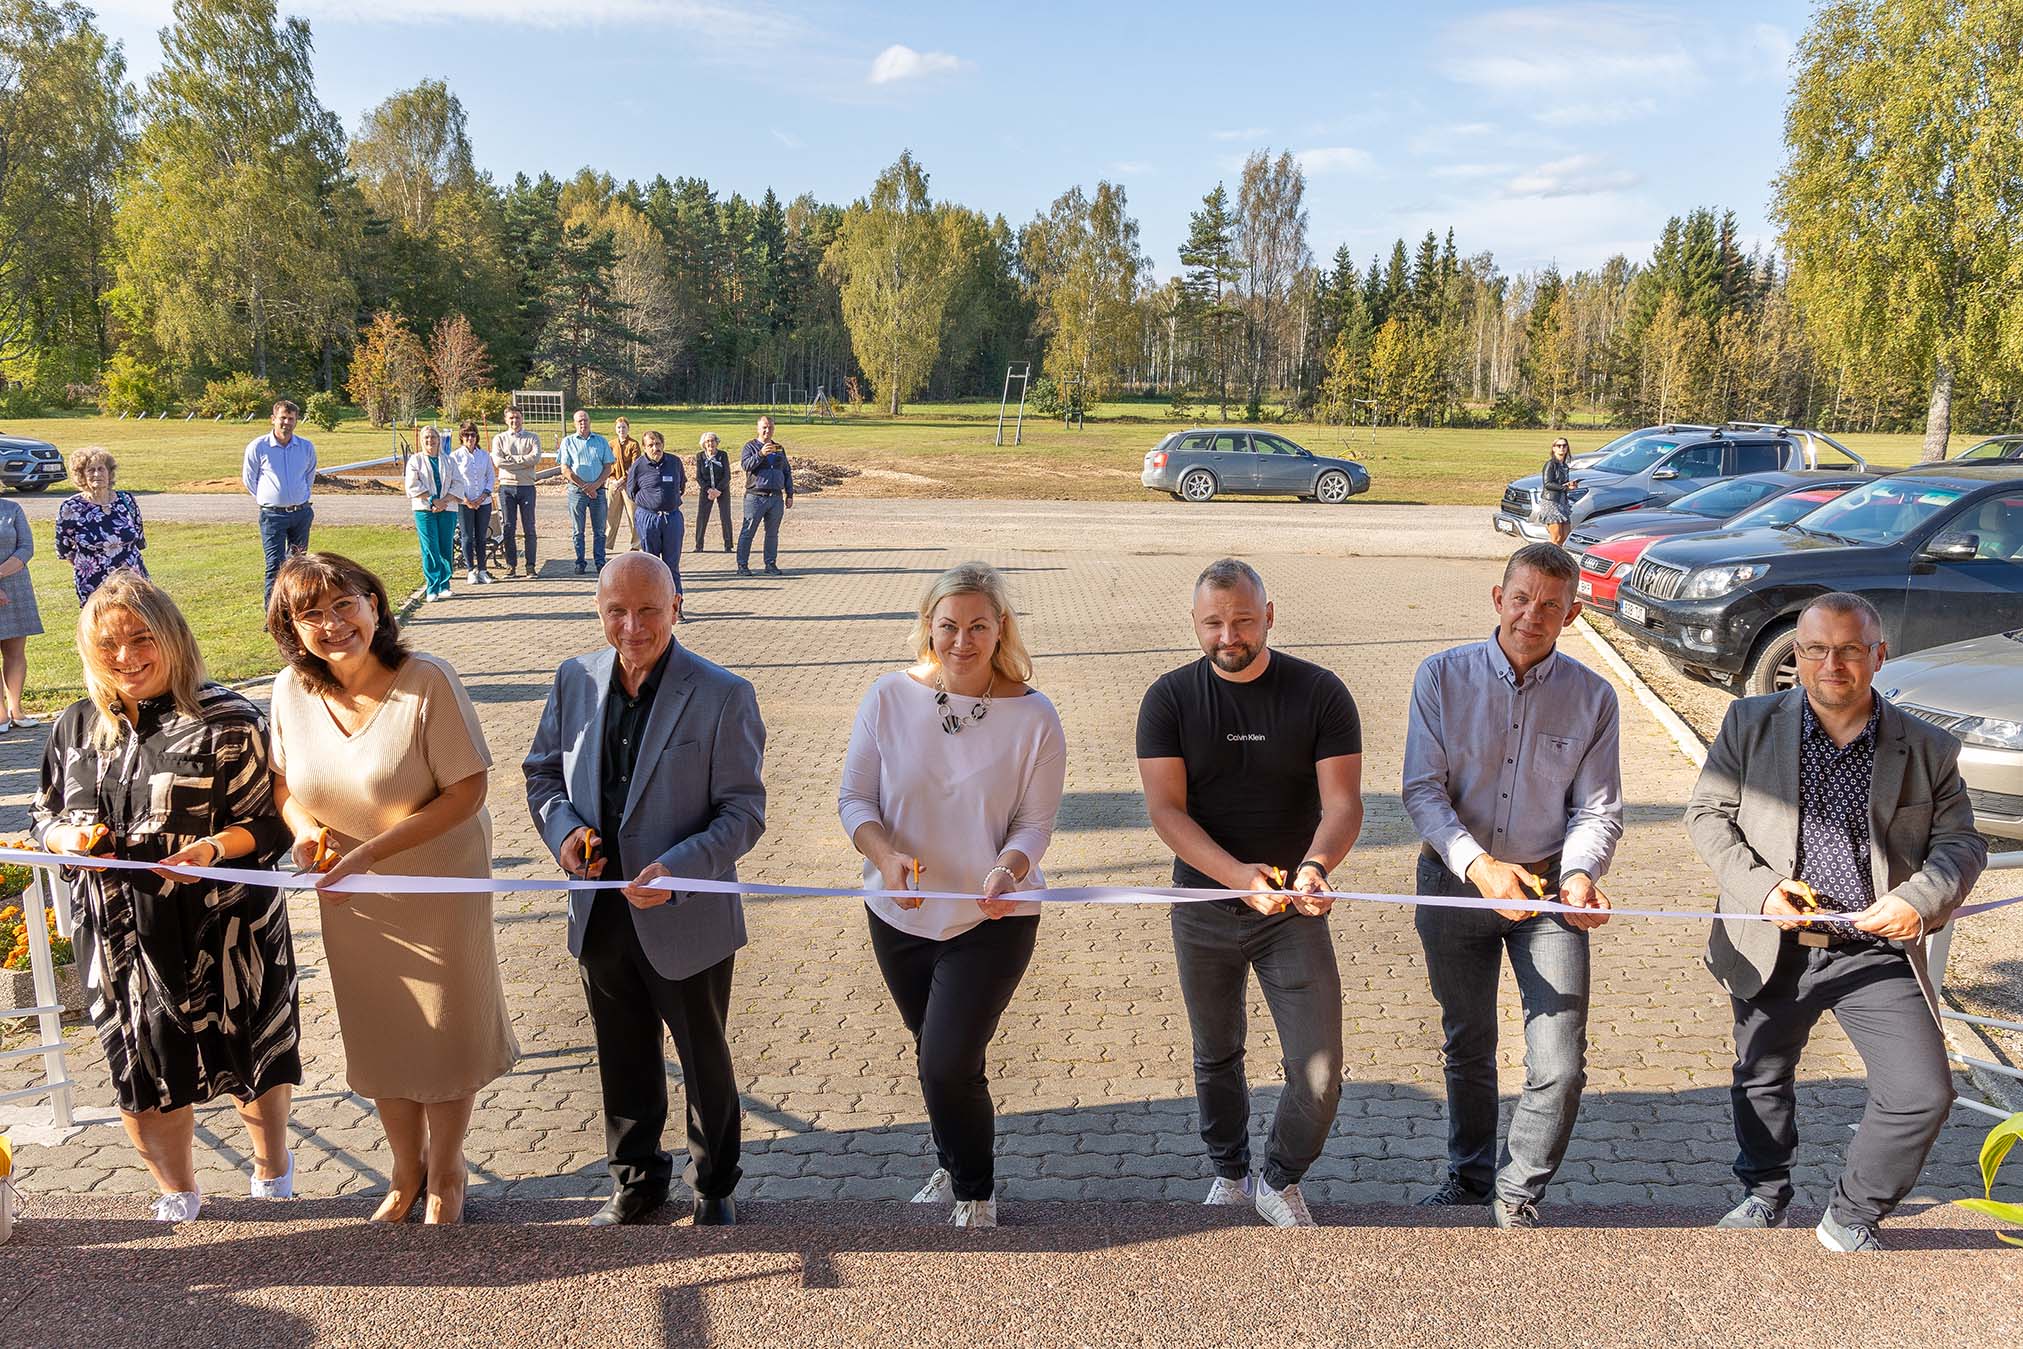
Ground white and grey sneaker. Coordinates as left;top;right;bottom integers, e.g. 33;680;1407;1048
1817;1210;1884;1253
151;1190;203;1223
1716;1195;1787;1229
1203;1174;1254;1207
951;1197;997;1229
911;1167;954;1204
467;569;480;585
249;1149;295;1200
1255;1177;1316;1228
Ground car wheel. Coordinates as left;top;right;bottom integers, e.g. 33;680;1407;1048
1744;624;1800;697
10;482;48;494
1169;492;1184;501
1315;471;1352;504
1179;469;1217;503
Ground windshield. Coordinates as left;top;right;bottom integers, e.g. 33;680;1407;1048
1730;487;1850;529
1670;478;1784;518
1590;434;1682;475
1799;479;1966;543
1957;438;2018;461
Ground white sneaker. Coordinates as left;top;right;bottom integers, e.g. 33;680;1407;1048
1255;1176;1316;1228
467;569;480;585
151;1190;203;1223
249;1149;295;1199
951;1197;997;1229
911;1167;954;1204
478;569;493;584
1203;1174;1254;1207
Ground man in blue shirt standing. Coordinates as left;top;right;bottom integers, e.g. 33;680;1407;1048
241;398;317;602
735;415;793;577
558;408;615;575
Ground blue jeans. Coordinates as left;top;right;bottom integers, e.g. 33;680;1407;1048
569;487;608;569
736;492;784;570
258;504;313;600
498;485;537;571
636;507;684;594
1414;849;1589;1207
414;509;457;593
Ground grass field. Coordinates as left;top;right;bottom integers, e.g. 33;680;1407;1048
1;404;1950;506
8;522;419;715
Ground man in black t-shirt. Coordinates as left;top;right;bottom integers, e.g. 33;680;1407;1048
1135;558;1364;1228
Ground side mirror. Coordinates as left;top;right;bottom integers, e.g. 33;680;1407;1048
1923;531;1980;562
1651;467;1678;481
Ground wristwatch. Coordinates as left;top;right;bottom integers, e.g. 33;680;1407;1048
1297;859;1330;882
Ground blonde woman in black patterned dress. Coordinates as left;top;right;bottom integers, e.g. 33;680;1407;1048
31;572;300;1224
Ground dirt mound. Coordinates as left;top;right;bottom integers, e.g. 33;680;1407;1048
793;459;860;494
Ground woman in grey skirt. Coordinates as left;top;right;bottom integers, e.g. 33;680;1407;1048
0;494;45;732
1537;437;1577;546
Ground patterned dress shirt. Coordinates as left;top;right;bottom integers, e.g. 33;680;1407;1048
1795;697;1880;939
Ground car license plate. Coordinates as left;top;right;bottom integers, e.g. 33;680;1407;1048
1494;516;1516;535
1576;579;1592;598
1620;599;1647;626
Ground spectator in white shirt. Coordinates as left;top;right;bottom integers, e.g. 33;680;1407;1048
451;422;497;586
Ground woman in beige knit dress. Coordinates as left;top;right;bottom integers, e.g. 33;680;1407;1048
266;552;517;1224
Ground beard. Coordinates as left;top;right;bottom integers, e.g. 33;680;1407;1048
1211;641;1261;673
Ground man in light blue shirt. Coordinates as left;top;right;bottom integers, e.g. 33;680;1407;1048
241;398;317;600
1401;541;1622;1229
556;407;614;574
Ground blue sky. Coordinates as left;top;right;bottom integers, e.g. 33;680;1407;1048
94;0;1810;280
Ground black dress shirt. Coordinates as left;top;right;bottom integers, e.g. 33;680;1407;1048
1796;697;1880;938
600;643;672;879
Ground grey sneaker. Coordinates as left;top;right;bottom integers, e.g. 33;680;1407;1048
1416;1177;1491;1208
1817;1209;1884;1252
1491;1197;1540;1229
1716;1195;1788;1229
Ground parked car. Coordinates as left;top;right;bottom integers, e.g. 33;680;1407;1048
1575;479;1866;615
1611;462;2023;695
1956;434;2023;462
0;433;66;493
1142;429;1370;503
1565;470;1877;557
1493;422;1867;543
1878;629;2023;841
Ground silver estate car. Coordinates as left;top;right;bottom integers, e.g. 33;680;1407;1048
1881;629;2023;841
1141;429;1371;503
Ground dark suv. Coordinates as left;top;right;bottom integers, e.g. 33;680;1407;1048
1494;422;1867;543
0;432;66;492
1611;462;2023;695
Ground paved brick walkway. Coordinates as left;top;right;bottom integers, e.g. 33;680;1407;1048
1;497;2009;1219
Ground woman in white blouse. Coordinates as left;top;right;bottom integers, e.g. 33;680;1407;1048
838;561;1066;1230
449;421;497;586
404;426;467;602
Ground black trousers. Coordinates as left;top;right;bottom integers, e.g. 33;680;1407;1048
499;485;537;570
867;909;1039;1201
696;490;732;550
1730;938;1953;1226
579;893;742;1200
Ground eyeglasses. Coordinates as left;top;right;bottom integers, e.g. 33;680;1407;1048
1794;641;1876;664
293;595;369;630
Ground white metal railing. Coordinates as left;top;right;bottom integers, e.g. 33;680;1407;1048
1937;847;2022;1121
0;869;73;1125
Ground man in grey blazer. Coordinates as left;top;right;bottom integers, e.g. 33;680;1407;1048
1686;591;1984;1253
524;552;767;1227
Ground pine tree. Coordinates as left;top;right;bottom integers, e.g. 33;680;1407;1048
1178;183;1240;418
533;220;638;410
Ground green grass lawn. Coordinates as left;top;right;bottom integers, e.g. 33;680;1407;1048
12;522;419;714
0;404;1955;505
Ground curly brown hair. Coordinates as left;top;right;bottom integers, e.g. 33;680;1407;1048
266;552;410;694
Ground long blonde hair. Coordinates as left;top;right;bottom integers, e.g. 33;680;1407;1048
78;572;207;748
911;561;1033;687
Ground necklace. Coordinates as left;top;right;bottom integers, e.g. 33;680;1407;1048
933;671;994;735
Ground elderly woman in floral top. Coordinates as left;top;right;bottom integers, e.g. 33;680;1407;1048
55;446;148;604
32;571;300;1225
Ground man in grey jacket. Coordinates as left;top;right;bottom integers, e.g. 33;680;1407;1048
1686;591;1985;1253
524;553;768;1227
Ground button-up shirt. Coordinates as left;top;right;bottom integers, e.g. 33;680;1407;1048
241;432;317;507
600;643;671;881
1797;696;1880;935
1403;633;1624;881
452;445;496;500
558;432;614;491
741;439;794;497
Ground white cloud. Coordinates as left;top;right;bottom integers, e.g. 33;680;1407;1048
772;128;804;150
1212;127;1270;143
868;43;967;85
1439;4;1699;125
1505;153;1641;198
1295;146;1374;175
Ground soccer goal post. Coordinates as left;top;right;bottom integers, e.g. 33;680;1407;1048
511;389;565;429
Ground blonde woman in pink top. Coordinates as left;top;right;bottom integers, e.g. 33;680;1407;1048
838;561;1066;1230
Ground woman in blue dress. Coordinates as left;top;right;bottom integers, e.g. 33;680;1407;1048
55;447;148;603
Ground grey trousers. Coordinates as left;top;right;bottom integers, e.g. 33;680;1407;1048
1414;850;1590;1207
1170;900;1343;1190
1730;939;1954;1226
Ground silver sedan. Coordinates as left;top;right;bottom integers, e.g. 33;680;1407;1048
1141;429;1371;503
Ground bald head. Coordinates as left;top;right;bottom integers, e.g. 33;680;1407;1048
598;553;678;681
